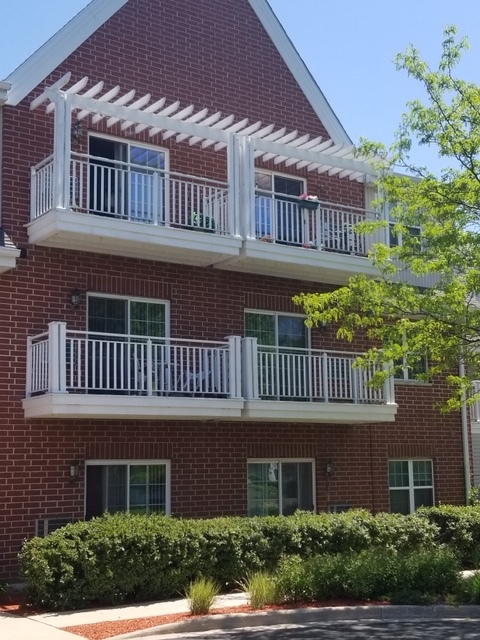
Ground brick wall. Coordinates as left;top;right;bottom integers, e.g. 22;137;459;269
0;0;467;579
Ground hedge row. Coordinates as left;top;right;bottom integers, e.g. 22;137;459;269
418;505;480;566
275;548;461;603
20;510;436;610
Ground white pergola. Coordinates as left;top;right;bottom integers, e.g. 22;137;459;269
31;72;374;183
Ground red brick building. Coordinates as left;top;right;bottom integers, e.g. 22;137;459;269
0;0;471;579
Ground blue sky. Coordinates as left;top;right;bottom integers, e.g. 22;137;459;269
2;0;480;173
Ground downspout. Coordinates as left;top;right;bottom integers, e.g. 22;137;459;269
460;360;472;504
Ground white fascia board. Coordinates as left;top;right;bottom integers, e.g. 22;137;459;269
0;81;11;105
249;0;351;146
5;0;128;106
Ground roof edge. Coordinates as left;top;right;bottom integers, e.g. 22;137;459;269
0;81;11;106
248;0;352;146
5;0;128;106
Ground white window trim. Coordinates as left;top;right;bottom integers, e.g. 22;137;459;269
88;132;170;172
388;459;434;515
244;309;311;350
87;293;171;338
254;169;306;196
85;459;171;516
247;458;316;515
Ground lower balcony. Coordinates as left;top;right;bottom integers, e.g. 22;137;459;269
241;340;397;423
28;153;242;266
24;324;244;420
23;324;396;423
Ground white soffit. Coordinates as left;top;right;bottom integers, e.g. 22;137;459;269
248;0;352;146
5;0;128;106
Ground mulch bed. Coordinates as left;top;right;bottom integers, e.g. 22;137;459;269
0;589;387;639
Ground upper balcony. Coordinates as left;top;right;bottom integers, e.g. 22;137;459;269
27;77;380;284
23;322;397;424
29;152;241;266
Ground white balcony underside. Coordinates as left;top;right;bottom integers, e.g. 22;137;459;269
22;394;397;423
26;209;242;266
217;240;379;285
242;400;397;423
22;393;245;420
0;246;21;273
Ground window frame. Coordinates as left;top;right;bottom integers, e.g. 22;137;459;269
392;333;429;383
244;309;311;350
247;458;316;516
87;293;170;339
85;459;172;517
87;133;169;222
388;459;434;515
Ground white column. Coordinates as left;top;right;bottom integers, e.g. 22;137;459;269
243;137;256;239
227;134;240;237
383;361;394;404
241;337;259;400
146;339;153;396
48;321;67;393
227;335;243;399
52;93;67;210
26;336;33;397
322;353;329;403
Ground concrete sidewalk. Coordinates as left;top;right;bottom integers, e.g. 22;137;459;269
3;593;480;640
1;592;248;640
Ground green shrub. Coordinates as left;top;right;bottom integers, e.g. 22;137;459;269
185;577;220;615
19;510;438;610
239;571;277;609
418;505;480;566
275;548;460;603
456;572;480;604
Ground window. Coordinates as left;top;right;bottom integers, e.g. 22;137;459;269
386;204;421;249
247;460;314;516
88;295;167;338
86;295;168;393
85;461;170;519
245;311;309;399
89;136;167;223
255;171;304;245
245;311;308;350
388;460;434;515
394;354;428;381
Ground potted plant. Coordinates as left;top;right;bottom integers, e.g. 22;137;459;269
298;193;320;211
187;211;216;233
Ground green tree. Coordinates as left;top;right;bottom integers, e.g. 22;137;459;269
294;26;480;410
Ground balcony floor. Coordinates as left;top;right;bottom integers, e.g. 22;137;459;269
27;209;242;266
23;393;245;420
23;393;397;423
216;239;379;285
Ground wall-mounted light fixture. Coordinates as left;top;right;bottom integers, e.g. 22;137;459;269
325;460;334;477
320;320;330;332
69;462;81;480
70;288;82;309
71;121;83;145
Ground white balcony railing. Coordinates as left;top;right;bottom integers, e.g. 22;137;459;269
27;326;395;407
31;153;230;234
241;339;394;405
255;196;380;256
26;323;242;398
